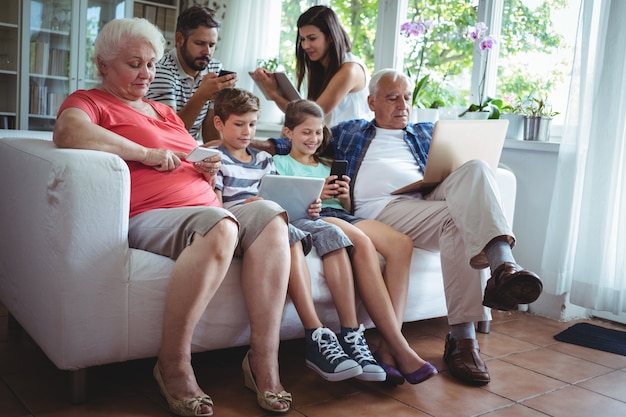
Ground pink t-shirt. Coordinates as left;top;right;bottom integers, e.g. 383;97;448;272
58;89;220;217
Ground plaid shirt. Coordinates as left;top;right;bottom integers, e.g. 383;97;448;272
273;120;434;179
272;119;435;209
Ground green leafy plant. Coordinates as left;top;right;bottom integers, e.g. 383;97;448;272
524;95;560;117
400;19;444;109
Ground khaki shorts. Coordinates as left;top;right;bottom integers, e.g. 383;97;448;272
128;200;286;260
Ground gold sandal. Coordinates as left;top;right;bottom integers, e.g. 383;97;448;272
153;363;214;417
242;351;292;414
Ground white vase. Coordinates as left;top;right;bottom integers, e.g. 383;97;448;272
410;108;439;123
500;113;524;140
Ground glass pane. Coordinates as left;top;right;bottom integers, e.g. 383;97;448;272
496;0;580;127
29;0;73;130
84;1;126;89
403;0;479;110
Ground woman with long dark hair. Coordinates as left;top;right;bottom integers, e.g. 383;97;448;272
251;5;372;126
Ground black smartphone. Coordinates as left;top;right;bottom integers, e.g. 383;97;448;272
218;69;236;77
329;160;348;184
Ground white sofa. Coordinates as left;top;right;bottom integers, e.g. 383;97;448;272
0;130;516;402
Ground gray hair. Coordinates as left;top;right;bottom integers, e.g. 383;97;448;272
369;69;414;97
94;18;165;74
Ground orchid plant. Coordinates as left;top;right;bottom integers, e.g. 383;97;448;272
400;19;437;108
458;22;502;118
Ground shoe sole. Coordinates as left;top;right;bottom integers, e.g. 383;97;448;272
483;274;543;310
355;371;387;382
306;360;363;382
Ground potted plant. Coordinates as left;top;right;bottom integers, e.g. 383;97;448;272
409;73;443;123
522;95;559;141
401;19;441;123
500;96;527;140
458;22;501;120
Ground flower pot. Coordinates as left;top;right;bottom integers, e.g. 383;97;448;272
410;108;439;123
523;116;540;140
523;116;553;141
536;116;553;141
461;111;490;120
500;113;524;140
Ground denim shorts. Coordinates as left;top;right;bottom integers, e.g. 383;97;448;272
320;207;363;225
291;217;352;257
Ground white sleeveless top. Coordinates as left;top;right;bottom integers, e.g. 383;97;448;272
324;53;374;127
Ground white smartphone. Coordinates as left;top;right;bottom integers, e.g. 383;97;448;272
186;147;222;162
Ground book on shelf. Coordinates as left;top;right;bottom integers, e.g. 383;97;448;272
30;39;50;75
49;48;69;77
143;5;158;24
47;92;66;116
29;81;48;115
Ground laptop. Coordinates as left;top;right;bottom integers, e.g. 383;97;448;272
392;119;509;195
258;175;325;220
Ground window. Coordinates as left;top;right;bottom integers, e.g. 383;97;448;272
270;0;578;138
495;0;579;127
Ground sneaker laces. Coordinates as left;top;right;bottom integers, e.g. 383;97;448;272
343;324;376;363
311;327;349;364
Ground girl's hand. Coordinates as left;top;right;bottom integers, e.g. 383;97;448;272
307;199;322;219
322;175;351;199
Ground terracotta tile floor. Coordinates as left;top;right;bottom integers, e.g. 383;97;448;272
2;303;626;417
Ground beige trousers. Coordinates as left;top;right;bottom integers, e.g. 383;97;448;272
375;160;514;325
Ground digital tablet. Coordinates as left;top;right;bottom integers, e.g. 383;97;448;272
249;71;301;102
258;175;324;220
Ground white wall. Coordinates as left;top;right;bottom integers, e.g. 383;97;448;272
500;140;588;321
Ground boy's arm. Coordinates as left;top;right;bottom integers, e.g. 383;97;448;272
214;188;223;205
250;137;292;155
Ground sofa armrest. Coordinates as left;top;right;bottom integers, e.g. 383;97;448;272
0;138;133;369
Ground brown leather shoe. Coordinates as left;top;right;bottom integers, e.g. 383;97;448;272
483;262;543;311
443;334;490;385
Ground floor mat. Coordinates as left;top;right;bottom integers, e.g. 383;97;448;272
554;322;626;356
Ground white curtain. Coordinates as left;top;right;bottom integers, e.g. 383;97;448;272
212;0;284;122
541;0;626;314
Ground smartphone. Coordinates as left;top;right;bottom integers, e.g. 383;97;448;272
329;160;348;184
186;147;222;163
218;69;236;77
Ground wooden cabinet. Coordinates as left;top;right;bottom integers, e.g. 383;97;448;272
0;1;20;129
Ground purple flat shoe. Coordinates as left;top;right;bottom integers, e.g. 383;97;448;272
402;362;438;384
372;352;404;386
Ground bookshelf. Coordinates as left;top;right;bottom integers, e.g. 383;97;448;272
8;0;180;131
16;0;135;131
133;0;178;50
0;1;20;129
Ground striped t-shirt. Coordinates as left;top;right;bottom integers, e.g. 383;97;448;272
215;145;275;208
146;49;222;140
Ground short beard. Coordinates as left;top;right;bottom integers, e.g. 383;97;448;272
181;38;210;72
